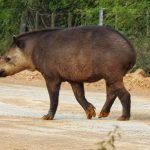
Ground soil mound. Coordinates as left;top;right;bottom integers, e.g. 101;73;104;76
5;69;150;91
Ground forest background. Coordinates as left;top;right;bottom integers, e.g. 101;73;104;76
0;0;150;73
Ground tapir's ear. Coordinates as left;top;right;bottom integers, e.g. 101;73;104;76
13;36;25;49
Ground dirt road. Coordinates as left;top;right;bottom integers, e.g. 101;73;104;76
0;81;150;150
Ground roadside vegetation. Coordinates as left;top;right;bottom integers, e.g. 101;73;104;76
92;126;121;150
0;0;150;72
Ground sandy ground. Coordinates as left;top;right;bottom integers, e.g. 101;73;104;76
0;70;150;150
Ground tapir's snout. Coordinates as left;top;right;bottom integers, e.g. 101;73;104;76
0;69;6;77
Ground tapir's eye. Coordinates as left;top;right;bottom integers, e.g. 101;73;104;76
5;57;11;62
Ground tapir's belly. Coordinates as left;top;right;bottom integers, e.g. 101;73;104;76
58;62;104;82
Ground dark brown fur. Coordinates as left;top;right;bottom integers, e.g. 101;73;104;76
0;26;136;120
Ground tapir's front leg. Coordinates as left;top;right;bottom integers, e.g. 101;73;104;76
42;76;61;120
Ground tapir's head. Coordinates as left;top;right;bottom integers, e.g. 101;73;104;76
0;36;35;77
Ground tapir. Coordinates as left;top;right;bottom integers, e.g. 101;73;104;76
0;26;136;120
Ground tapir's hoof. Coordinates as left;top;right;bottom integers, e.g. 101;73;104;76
117;116;130;121
86;105;96;119
42;114;54;120
98;112;109;118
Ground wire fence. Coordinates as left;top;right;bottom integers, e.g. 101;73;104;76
21;9;150;37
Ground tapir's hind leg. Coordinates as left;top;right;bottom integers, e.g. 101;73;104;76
117;87;131;121
99;80;131;121
70;82;96;119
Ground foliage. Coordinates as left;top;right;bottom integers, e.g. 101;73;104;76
0;0;49;52
97;0;150;36
132;36;150;73
0;0;25;52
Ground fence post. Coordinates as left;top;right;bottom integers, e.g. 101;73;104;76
115;11;118;30
20;14;28;33
99;8;104;26
81;12;84;25
35;11;39;29
68;12;72;27
51;12;55;28
146;9;150;36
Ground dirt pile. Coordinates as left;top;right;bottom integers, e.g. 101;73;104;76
6;70;43;81
4;69;150;91
124;69;150;91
